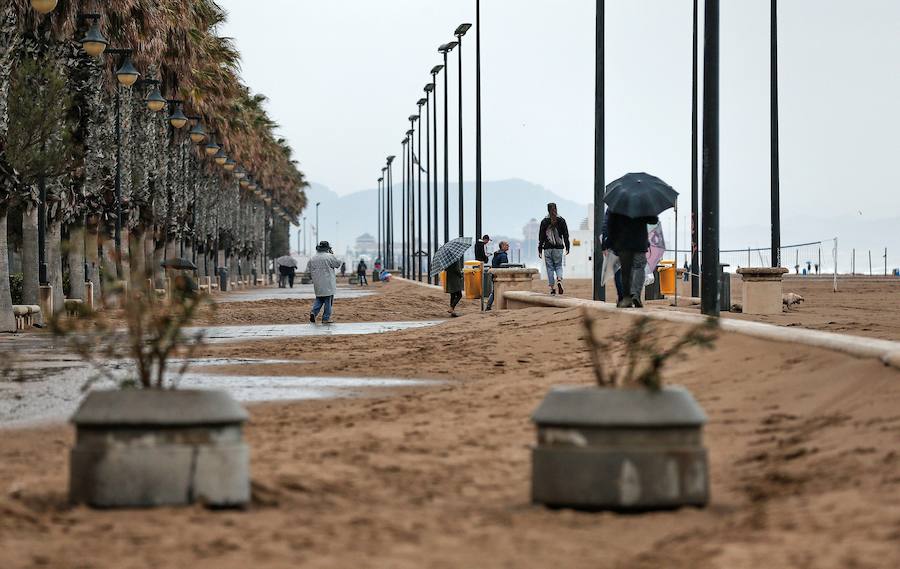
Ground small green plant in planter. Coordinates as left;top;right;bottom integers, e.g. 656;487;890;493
531;309;718;511
49;275;251;509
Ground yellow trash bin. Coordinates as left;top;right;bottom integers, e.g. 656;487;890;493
463;261;483;299
659;260;676;296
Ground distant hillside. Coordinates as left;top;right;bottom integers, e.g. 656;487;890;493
294;179;589;254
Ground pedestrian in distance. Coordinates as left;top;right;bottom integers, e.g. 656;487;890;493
606;212;659;308
485;241;510;311
538;203;570;295
340;261;346;277
445;256;465;317
601;208;625;302
276;259;290;288
357;258;369;286
308;241;343;324
475;234;491;264
287;265;296;288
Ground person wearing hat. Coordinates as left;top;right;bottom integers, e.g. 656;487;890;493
308;241;343;323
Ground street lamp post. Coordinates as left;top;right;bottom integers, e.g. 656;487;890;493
770;0;781;268
592;1;605;302
106;48;139;277
475;0;483;242
315;201;321;247
454;23;472;237
416;100;425;281
701;0;721;317
377;175;383;265
387;155;395;269
401;137;408;277
438;42;457;243
430;65;442;251
424;84;434;283
407;118;417;280
691;0;700;297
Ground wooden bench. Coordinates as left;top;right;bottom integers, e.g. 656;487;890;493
64;298;84;316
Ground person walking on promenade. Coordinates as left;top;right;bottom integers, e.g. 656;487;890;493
308;241;343;324
340;261;346;277
357;259;369;286
607;212;658;308
475;234;491;264
538;203;570;295
445;257;465;317
601;208;625;303
485;241;510;311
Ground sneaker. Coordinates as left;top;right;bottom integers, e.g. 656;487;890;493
632;298;644;309
549;288;557;296
616;296;633;309
557;282;564;295
322;319;335;324
309;314;316;323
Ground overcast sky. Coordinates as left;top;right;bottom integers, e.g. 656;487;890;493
219;0;900;250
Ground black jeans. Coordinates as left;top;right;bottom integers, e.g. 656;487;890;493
450;291;462;309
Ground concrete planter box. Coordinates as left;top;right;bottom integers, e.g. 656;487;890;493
531;386;709;511
69;390;250;508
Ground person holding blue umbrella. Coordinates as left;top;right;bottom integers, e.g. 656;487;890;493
604;173;678;308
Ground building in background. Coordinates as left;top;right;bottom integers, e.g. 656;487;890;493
354;233;376;257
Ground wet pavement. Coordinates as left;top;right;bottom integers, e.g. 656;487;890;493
195;321;442;342
0;320;444;428
219;284;374;302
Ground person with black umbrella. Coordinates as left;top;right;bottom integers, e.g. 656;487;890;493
603;173;678;309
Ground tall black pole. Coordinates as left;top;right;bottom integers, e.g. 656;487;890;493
388;157;395;269
432;68;441;251
770;0;781;268
417;108;423;281
701;0;720;317
402;139;407;277
457;36;465;238
691;0;700;296
377;177;382;264
592;0;605;302
114;85;123;277
409;125;416;279
442;50;451;244
475;0;483;241
425;91;432;283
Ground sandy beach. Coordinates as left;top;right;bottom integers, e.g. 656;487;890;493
1;279;899;568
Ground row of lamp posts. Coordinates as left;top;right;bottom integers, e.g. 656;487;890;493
375;3;483;283
27;1;281;287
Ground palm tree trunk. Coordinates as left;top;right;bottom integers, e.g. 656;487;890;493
85;219;101;303
48;219;63;313
101;222;118;285
153;227;165;288
129;226;146;288
67;222;86;301
0;212;15;332
21;203;39;306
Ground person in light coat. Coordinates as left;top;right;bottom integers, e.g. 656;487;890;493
308;241;343;323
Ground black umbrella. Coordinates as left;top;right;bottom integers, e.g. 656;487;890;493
160;258;197;270
603;172;678;218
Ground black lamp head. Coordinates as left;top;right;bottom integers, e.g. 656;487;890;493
439;42;458;54
455;23;472;37
431;64;444;75
408;115;418;123
417;97;427;106
424;83;434;93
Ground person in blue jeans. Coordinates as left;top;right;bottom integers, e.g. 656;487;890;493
485;241;510;310
308;241;343;323
538;203;570;295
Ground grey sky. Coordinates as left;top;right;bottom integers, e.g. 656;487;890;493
219;0;900;251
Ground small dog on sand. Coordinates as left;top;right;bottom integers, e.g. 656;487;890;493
783;292;805;311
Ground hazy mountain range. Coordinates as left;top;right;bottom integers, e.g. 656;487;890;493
291;179;900;272
292;179;589;254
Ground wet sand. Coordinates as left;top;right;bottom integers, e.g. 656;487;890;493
1;280;899;568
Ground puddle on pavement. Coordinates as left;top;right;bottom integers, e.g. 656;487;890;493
193;320;442;343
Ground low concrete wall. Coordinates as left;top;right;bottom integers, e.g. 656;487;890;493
503;291;900;370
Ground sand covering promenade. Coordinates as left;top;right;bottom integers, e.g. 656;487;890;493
1;279;898;568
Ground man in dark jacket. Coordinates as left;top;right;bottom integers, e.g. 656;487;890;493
607;212;658;308
600;209;625;303
474;235;491;263
485;241;510;311
538;203;570;295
